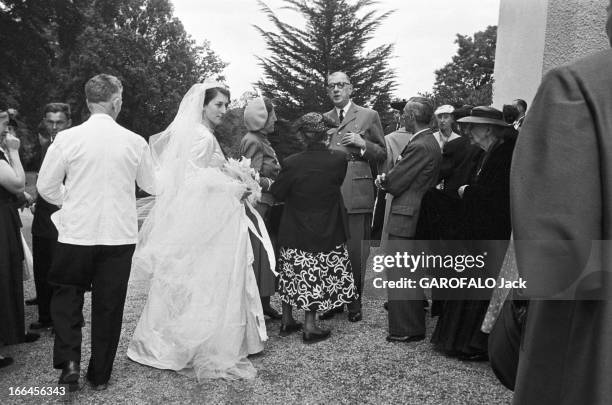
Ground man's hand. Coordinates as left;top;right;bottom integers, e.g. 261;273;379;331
375;173;387;190
340;132;366;149
458;185;468;198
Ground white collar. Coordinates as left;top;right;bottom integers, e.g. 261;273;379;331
88;113;115;121
434;130;460;141
335;100;352;117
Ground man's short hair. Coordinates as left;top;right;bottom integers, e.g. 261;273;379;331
44;102;71;120
85;74;123;104
406;96;433;125
328;71;351;83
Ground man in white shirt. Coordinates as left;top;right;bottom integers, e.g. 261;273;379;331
37;74;154;392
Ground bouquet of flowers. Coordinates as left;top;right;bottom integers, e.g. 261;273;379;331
223;157;261;205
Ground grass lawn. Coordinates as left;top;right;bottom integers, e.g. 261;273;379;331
0;212;512;404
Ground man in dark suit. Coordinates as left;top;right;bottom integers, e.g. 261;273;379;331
377;97;441;342
509;4;612;403
323;71;386;322
30;103;72;330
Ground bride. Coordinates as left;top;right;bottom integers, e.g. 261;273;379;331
127;82;268;380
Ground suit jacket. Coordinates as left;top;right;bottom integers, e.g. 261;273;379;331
239;131;281;206
383;128;441;238
324;102;386;214
510;48;612;405
31;196;59;239
270;145;349;252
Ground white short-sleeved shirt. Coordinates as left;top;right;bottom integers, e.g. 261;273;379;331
37;113;155;246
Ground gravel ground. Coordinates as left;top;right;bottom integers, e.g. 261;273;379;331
0;212;512;404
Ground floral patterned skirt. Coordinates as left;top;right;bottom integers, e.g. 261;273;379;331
277;244;357;312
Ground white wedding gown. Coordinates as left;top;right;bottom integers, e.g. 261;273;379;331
127;124;267;380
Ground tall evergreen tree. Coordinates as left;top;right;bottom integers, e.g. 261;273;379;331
255;0;395;121
432;25;497;107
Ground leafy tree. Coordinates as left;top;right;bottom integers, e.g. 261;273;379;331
255;0;396;122
432;25;497;107
0;0;226;138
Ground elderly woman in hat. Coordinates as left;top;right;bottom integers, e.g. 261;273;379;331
240;96;282;319
270;113;357;344
430;106;515;361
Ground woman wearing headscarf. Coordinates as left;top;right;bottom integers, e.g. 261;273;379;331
271;113;357;343
240;96;282;319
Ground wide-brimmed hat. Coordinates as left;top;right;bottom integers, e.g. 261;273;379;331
457;106;510;127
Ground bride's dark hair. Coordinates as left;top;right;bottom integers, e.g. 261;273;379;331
204;87;231;105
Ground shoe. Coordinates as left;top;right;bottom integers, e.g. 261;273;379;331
383;302;388;311
25;297;38;306
30;321;53;330
302;329;331;344
348;311;362;322
279;322;302;337
263;307;282;320
58;360;80;392
457;352;489;362
24;332;40;343
319;306;343;320
0;357;14;368
89;381;108;391
385;334;425;343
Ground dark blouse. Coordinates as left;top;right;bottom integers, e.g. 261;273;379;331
271;145;349;252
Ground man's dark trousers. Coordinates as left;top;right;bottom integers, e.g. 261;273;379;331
386;235;426;337
49;242;135;385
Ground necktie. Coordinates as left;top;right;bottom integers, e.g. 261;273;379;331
339;109;344;124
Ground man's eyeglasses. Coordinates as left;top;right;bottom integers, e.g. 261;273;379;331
327;82;351;90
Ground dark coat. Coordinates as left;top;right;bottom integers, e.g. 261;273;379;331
438;136;482;197
510;48;612;405
462;137;515;241
271;145;349;252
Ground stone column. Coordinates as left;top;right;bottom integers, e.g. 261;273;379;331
492;0;609;109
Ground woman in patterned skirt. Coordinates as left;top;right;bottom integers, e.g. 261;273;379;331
271;112;357;344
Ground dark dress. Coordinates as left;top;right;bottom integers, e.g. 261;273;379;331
271;145;357;311
0;150;26;345
431;137;515;356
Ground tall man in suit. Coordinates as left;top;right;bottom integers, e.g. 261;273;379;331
377;97;441;342
29;103;72;330
323;71;386;322
38;74;155;391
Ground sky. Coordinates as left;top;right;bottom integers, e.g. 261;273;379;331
171;0;501;100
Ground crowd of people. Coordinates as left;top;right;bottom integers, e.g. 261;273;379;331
1;6;612;400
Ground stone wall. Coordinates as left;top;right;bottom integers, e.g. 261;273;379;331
492;0;609;109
